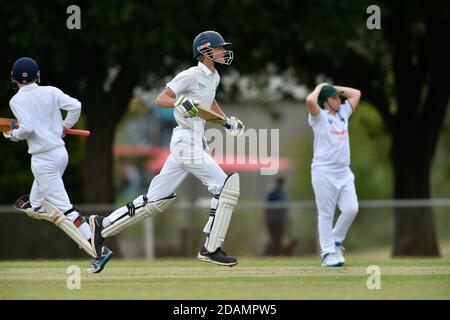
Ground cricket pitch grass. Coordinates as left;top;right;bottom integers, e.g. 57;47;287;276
1;255;449;300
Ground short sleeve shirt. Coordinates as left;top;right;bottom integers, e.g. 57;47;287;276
167;62;220;134
308;100;354;172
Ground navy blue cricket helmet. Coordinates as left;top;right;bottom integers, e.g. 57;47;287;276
192;31;233;65
11;57;40;84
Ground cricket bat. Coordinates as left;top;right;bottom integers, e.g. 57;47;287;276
196;106;231;128
0;118;91;136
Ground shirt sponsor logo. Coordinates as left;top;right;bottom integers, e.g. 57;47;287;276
330;129;347;141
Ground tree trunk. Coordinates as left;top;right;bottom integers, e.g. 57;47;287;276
82;59;139;203
385;0;449;257
391;127;440;256
84;117;117;203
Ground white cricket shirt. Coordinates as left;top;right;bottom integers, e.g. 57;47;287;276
308;100;353;173
9;83;81;155
166;62;220;135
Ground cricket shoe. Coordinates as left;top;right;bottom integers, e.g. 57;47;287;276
335;242;345;265
87;247;113;274
89;215;105;257
13;194;32;211
197;246;238;267
321;253;344;268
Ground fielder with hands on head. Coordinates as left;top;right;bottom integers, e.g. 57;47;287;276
306;83;361;267
90;31;244;267
4;57;112;273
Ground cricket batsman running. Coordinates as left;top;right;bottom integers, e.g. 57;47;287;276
4;57;113;273
90;31;244;267
306;83;361;267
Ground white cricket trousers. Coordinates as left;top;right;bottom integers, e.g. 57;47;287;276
312;169;359;256
29;146;91;242
30;146;73;212
146;128;227;200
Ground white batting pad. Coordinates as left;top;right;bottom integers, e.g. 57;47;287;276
101;195;176;238
206;173;240;252
42;201;97;258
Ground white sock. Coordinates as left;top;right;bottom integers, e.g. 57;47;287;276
78;222;91;240
65;211;91;241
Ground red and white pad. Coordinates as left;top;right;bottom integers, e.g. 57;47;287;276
14;196;96;258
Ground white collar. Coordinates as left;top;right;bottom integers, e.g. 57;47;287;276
18;83;39;92
198;61;215;77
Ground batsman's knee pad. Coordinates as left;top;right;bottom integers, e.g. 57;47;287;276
206;173;240;252
42;201;97;258
101;194;176;238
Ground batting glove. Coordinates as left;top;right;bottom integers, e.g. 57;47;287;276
224;116;245;137
174;95;199;118
3;130;19;142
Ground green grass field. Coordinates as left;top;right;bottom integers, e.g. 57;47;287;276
1;256;449;300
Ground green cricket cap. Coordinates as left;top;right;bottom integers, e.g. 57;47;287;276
318;85;340;108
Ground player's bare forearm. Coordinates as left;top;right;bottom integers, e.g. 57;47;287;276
211;99;227;118
155;87;177;108
306;83;327;116
333;85;360;98
334;85;361;110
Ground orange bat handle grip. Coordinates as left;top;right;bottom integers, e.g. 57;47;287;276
64;129;91;136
